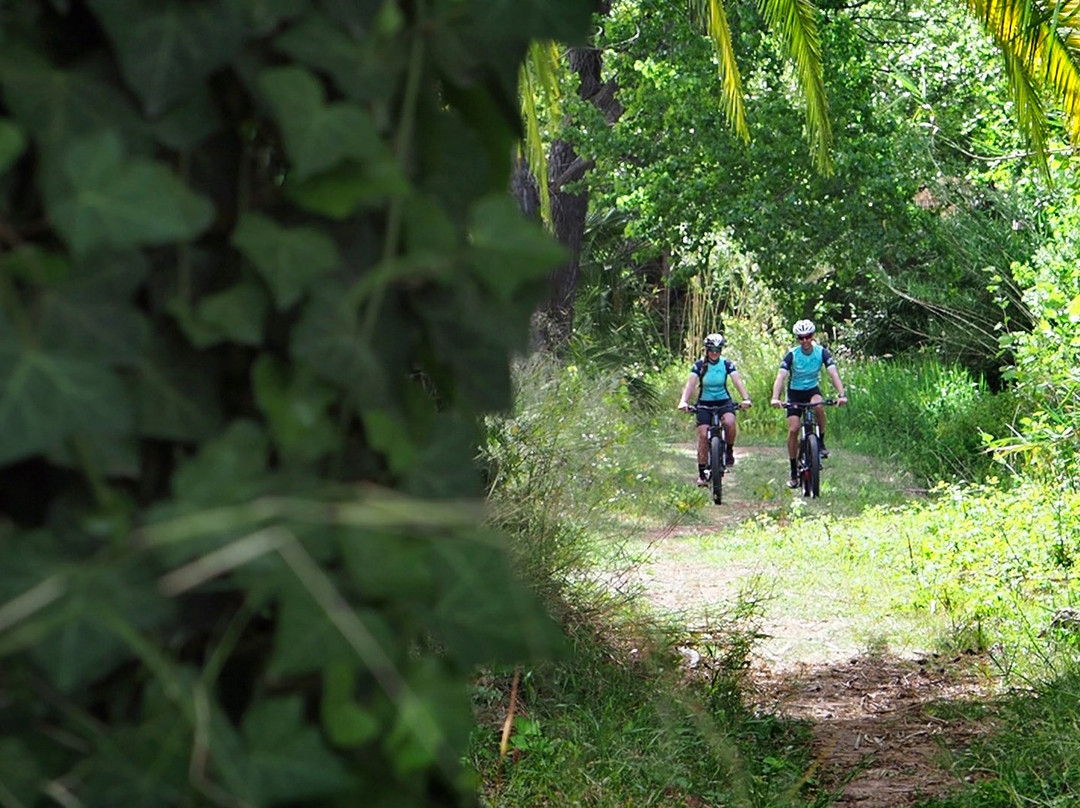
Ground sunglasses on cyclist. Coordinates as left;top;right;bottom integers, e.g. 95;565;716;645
797;335;814;340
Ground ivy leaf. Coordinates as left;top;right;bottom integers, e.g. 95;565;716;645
231;212;342;309
190;280;270;347
286;158;407;219
252;355;338;464
0;318;134;466
30;563;173;693
426;535;567;668
242;696;355;804
468;194;566;299
171;421;271;506
0;48;151;157
360;409;415;475
87;0;247;116
268;579;395;679
0;117;27;176
321;664;380;748
290;283;387;405
134;332;222;442
238;0;310;35
385;660;473;777
257;66;384;180
49;131;214;257
0;244;70;286
272;11;404;102
150;87;223;150
341;529;433;602
0;738;41;805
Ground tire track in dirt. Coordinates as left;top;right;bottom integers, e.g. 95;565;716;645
631;445;1000;807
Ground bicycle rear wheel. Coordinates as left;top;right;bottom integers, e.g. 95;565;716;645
806;433;821;498
709;435;723;504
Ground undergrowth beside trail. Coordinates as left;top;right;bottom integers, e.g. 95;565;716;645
475;353;1080;807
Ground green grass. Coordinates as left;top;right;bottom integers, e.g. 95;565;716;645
476;349;1080;808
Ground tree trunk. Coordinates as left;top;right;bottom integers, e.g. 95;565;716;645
534;28;623;352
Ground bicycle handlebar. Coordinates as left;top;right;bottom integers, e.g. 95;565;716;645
780;399;838;408
684;401;751;411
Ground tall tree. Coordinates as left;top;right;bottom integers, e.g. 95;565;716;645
530;0;1080;351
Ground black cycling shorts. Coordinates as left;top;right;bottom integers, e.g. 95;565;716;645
785;387;821;418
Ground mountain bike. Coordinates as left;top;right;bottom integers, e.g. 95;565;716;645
784;399;836;498
691;402;746;505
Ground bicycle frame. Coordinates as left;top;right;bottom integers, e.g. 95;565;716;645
693;404;734;505
784;400;836;498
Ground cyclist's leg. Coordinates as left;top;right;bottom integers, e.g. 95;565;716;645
696;422;709;483
721;408;737;465
786;413;800;486
810;391;828;456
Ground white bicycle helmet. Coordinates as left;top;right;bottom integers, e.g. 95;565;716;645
703;333;725;351
792;319;816;337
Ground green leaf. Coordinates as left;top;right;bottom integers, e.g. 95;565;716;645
87;0;247;116
195;280;270;347
321;664;380;748
268;580;394;678
286;158;407;218
134;332;223;442
342;530;433;601
404;192;459;255
257;66;384;180
385;660;472;777
360;409;415;475
0;320;134;466
171;421;270;506
426;535;567;667
290;283;387;404
0;738;41;805
242;696;355;803
149;87;223;150
272;10;403;102
49;131;214;257
0;117;26;176
252;355;338;464
0;48;151;156
30;563;173;692
0;244;70;286
231;212;342;309
238;0;310;35
468;194;566;299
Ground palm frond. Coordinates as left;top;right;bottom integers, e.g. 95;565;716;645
966;0;1080;174
688;0;750;141
519;40;563;226
757;0;833;174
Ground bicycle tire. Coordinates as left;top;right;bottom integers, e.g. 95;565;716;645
806;433;821;498
709;435;723;505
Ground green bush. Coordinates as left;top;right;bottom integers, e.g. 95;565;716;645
0;2;595;806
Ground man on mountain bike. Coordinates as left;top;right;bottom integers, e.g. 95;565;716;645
677;333;752;486
769;319;847;488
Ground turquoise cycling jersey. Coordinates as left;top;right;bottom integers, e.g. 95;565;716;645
691;357;737;401
779;344;835;391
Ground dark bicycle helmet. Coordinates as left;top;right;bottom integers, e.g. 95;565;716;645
703;333;725;351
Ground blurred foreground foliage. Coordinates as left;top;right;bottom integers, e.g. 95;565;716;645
0;0;596;805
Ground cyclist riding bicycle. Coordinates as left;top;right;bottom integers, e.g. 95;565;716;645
677;333;752;486
769;319;847;488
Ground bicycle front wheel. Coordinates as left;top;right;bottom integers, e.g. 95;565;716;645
805;433;821;498
709;435;723;505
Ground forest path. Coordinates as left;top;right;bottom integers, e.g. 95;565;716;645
627;444;999;807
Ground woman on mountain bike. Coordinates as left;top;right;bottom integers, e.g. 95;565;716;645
769;319;847;488
677;333;752;486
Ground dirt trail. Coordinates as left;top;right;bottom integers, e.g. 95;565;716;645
631;446;1000;807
